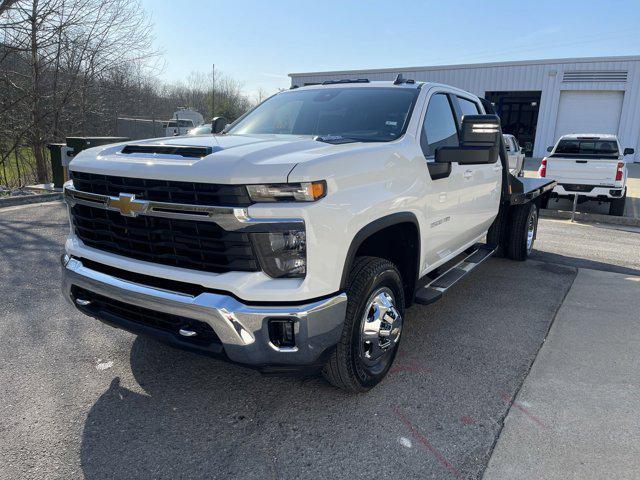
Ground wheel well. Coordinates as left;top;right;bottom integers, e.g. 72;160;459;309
348;221;420;306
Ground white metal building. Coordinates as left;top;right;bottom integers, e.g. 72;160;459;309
289;56;640;161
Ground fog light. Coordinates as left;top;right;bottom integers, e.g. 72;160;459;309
268;319;296;349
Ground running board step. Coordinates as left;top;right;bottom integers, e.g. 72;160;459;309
414;244;496;305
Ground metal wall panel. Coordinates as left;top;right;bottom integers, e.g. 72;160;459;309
290;57;640;160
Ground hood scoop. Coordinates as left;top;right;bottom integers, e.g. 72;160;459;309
120;144;222;158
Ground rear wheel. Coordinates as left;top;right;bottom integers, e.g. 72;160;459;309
506;202;538;261
609;192;626;216
322;257;404;393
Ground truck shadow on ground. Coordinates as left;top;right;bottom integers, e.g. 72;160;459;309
78;259;577;480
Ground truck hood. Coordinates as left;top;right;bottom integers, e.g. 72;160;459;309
70;134;367;184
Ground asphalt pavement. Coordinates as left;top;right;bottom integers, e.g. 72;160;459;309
1;201;639;479
484;268;640;480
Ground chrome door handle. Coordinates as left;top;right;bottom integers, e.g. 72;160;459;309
463;169;473;179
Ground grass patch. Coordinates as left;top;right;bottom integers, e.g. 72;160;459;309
0;147;42;188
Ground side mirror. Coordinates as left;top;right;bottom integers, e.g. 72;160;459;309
547;146;553;152
435;114;501;165
520;147;524;153
211;116;228;134
624;148;635;156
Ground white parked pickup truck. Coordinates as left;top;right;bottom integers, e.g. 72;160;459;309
61;78;555;392
503;134;525;177
540;134;634;216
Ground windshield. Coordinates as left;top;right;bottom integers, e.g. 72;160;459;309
555;139;619;155
228;87;419;142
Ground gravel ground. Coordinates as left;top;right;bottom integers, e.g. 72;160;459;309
1;201;637;479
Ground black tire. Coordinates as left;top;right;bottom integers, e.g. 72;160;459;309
322;257;405;393
609;193;626;216
506;202;538;261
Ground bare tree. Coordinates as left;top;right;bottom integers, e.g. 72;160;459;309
0;0;157;182
0;1;255;187
0;0;18;16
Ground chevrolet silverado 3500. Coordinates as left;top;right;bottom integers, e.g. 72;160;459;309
540;134;634;216
61;77;555;392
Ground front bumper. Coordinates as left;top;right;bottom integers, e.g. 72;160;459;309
61;256;347;370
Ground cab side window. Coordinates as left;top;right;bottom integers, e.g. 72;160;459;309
420;94;459;158
457;96;480;119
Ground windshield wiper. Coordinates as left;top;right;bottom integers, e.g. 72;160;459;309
314;135;380;144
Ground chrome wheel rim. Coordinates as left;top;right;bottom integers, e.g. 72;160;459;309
526;208;537;253
358;288;402;368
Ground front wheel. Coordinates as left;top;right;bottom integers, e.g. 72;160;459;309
506;202;539;261
322;257;404;392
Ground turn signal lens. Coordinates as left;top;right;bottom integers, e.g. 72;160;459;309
615;162;624;181
247;181;326;202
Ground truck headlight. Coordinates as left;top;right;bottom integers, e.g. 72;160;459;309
252;230;306;278
246;181;326;202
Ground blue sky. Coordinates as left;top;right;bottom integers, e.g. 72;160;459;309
141;0;640;99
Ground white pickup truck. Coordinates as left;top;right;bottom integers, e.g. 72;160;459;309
61;78;555;392
540;134;634;216
503;134;525;177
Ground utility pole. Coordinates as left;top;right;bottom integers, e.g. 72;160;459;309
211;63;215;119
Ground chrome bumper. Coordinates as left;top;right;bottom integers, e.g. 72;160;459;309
61;256;347;367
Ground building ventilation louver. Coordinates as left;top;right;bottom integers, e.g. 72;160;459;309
562;70;628;83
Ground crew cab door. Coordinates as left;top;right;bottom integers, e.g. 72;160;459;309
418;91;471;265
450;95;502;246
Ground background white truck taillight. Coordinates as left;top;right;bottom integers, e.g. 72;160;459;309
538;158;547;178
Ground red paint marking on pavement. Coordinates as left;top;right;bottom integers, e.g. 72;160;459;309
392;406;461;479
460;415;475;425
500;392;548;430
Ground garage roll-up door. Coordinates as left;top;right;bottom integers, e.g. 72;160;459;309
554;90;624;141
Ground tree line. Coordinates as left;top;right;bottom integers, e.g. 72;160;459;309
0;0;255;187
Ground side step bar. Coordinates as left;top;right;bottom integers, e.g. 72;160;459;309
414;244;496;305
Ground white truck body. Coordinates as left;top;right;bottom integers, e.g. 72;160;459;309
540;134;632;215
503;134;525;177
60;80;553;391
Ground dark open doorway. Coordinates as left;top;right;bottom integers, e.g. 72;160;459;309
485;91;541;156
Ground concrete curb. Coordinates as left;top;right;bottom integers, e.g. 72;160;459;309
541;208;640;227
0;193;63;209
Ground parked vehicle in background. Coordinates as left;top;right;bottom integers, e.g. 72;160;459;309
61;79;555;392
173;108;204;127
163;119;195;136
503;134;525;177
540;134;634;216
187;123;212;135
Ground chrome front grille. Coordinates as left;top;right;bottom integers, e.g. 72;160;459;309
70;171;252;206
65;173;305;275
70;203;260;273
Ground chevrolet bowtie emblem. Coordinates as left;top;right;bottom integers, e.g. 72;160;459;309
108;193;149;217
